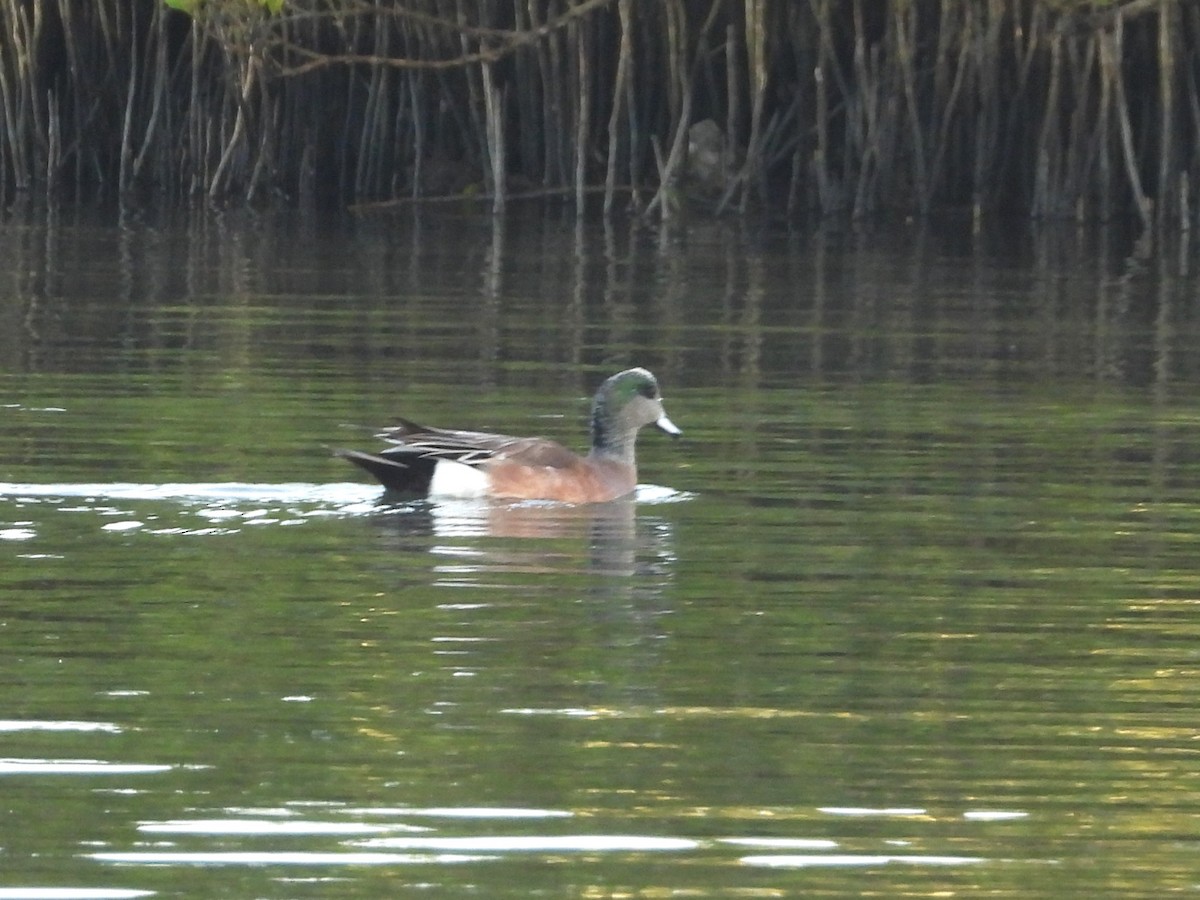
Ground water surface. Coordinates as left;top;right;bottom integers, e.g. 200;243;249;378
2;206;1199;896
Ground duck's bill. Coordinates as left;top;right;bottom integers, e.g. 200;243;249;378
655;414;682;437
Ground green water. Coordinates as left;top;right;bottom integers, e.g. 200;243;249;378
1;208;1199;897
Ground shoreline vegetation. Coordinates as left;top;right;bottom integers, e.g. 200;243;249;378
0;0;1195;226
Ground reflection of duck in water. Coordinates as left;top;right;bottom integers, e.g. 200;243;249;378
337;368;681;503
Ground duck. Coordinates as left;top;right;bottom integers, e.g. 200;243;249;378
336;367;680;502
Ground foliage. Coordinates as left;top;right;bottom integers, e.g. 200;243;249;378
164;0;284;15
0;0;1195;226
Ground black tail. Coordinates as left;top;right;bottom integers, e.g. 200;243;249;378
335;449;437;496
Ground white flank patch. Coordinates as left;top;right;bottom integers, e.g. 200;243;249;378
428;460;489;498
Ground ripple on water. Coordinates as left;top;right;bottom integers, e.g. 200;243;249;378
0;482;692;540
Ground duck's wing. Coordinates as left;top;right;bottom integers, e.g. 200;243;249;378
377;419;579;469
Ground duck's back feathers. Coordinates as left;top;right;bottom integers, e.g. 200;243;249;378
377;419;581;469
338;419;586;499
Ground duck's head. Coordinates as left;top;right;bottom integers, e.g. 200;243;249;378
590;367;681;458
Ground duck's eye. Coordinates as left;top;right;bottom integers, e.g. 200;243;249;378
638;382;656;399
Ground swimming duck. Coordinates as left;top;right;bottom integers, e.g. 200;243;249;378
337;367;680;502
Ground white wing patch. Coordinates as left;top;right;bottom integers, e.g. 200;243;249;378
428;459;490;498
